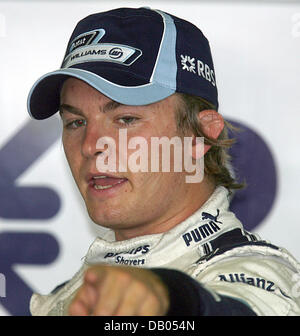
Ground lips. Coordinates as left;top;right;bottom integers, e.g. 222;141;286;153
87;173;128;191
93;176;127;190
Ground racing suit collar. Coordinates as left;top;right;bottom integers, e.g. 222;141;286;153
84;186;244;271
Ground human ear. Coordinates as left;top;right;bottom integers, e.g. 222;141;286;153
191;109;224;159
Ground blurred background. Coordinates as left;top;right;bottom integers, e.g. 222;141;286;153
0;0;299;315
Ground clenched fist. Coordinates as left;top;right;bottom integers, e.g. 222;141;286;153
68;265;170;316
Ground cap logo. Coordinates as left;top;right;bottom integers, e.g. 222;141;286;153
62;28;142;68
180;54;216;87
181;55;196;74
109;47;124;59
69;29;106;53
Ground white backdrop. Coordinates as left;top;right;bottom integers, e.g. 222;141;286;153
0;0;299;315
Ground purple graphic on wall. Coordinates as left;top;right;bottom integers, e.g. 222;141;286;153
228;119;277;231
0;117;61;315
0;118;61;219
0;232;59;316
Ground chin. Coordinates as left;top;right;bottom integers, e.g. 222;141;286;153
86;205;128;228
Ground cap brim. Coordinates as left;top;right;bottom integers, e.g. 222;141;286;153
27;68;175;120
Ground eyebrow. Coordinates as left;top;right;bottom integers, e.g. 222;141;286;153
59;104;83;117
59;101;123;116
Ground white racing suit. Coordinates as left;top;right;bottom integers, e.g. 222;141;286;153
30;186;300;316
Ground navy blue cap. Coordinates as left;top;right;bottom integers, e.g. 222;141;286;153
27;7;218;120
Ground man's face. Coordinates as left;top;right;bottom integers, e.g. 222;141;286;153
60;78;198;240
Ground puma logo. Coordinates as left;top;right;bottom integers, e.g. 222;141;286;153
201;209;222;224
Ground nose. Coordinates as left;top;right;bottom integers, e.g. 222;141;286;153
81;122;104;159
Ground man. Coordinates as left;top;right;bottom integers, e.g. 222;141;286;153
27;7;300;316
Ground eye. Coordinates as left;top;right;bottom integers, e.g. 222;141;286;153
64;119;87;129
117;116;139;126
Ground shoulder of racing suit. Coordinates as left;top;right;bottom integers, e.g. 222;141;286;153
44;230;300;316
186;229;300;316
